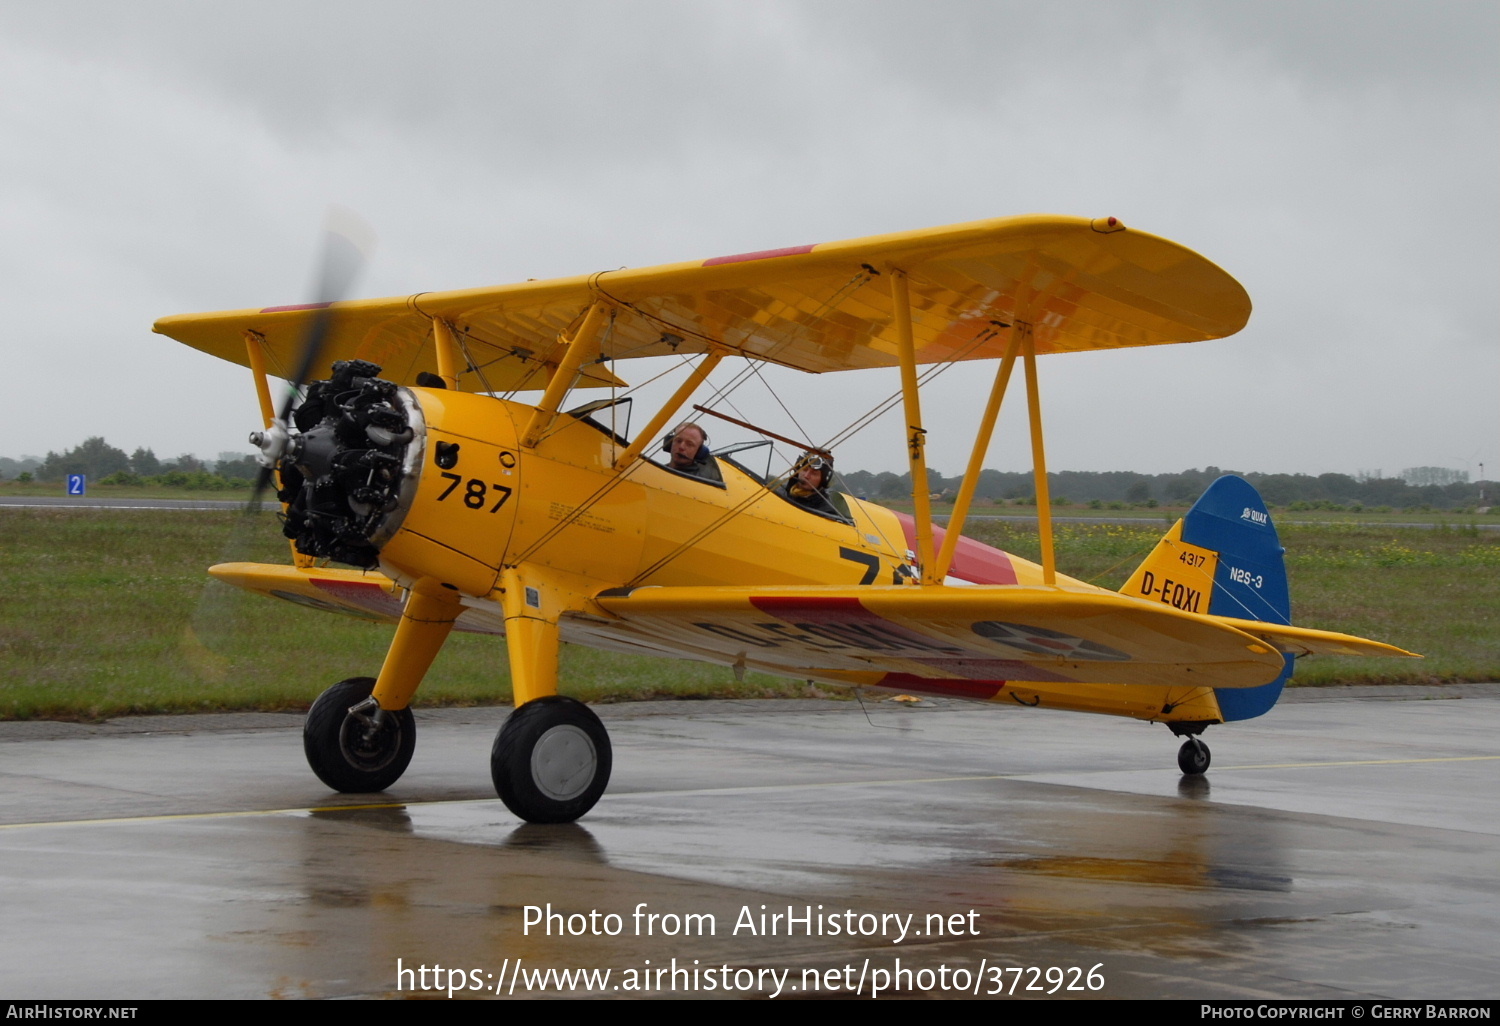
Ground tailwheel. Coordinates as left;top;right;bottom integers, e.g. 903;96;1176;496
492;696;611;823
304;677;416;792
1177;737;1211;776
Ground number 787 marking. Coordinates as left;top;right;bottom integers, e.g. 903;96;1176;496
437;472;513;513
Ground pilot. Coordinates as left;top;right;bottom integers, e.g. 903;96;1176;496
776;452;840;517
663;422;722;483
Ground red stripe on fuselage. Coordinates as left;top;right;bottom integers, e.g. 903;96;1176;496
892;512;1018;584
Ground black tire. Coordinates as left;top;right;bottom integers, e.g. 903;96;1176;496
1177;737;1211;775
304;677;416;792
492;696;611;824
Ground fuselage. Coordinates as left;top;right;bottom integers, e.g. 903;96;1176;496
380;387;1087;600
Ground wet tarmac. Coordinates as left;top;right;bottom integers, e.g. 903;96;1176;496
1;687;1497;1000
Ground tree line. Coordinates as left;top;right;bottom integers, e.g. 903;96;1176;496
2;438;259;490
838;466;1492;512
3;437;1492;511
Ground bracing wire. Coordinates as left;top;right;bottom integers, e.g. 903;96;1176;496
621;319;1014;584
516;267;1021;583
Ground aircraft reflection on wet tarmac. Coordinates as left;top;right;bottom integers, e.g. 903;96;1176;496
1;689;1497;999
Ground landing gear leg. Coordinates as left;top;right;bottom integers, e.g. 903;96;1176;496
492;567;612;822
303;581;459;791
1177;737;1211;775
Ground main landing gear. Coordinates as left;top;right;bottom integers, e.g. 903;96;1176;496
302;585;457;793
301;679;615;822
485;566;612;824
299;570;613;822
304;677;416;792
491;697;612;824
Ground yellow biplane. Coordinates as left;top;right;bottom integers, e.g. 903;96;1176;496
155;214;1416;823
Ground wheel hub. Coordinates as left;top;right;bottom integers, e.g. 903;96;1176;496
339;714;404;771
530;725;597;801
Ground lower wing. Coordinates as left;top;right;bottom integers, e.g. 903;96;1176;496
591;583;1365;689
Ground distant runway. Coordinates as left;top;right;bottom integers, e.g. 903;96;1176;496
0;495;244;510
3;495;1493;528
2;687;1497;999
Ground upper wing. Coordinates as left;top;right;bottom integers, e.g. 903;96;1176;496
154;214;1250;390
592;583;1288;689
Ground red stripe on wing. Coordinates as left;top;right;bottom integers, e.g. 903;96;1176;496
875;674;1005;700
260;302;335;313
702;244;816;267
312;578;405;617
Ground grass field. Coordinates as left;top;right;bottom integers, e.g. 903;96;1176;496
7;480;1498;525
0;509;823;720
906;498;1500;527
1;508;1494;720
961;519;1498;686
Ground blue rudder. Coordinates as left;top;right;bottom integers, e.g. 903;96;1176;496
1183;475;1292;721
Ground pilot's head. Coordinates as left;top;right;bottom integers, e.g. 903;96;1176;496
790;452;832;494
667;422;708;469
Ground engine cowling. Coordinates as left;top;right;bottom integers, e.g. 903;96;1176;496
272;360;520;598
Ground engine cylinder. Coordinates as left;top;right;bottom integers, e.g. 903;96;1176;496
277;360;424;568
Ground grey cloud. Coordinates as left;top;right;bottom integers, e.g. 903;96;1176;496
0;1;1492;474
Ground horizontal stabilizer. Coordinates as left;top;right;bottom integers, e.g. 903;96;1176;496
1215;619;1419;659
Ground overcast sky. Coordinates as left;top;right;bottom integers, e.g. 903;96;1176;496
1;1;1495;479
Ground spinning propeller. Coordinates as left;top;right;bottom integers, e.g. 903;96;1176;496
247;208;376;509
185;210;376;679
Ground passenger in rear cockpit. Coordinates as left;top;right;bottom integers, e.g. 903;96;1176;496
775;452;841;518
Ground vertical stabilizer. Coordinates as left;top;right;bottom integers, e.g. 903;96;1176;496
1121;476;1292;721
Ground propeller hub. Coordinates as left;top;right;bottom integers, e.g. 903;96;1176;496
249;420;299;468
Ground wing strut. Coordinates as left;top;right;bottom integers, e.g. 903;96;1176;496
933;331;1022;580
1020;323;1057;585
889;270;937;584
613;349;726;469
243;328;316;568
522;301;611;447
243;330;276;429
430;317;465;390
